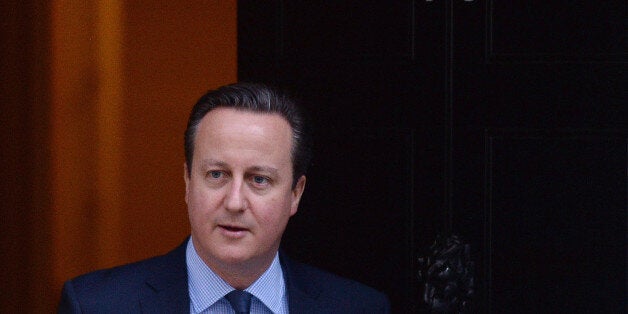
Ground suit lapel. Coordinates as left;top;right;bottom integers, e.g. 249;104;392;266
139;239;190;314
280;252;331;313
286;285;327;313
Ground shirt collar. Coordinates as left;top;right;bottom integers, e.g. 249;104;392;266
245;250;285;313
186;237;286;313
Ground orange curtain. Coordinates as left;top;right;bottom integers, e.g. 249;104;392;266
2;0;236;312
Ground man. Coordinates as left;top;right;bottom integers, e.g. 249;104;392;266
59;83;390;313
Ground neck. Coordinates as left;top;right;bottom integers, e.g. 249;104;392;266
189;236;279;289
201;253;277;290
214;258;274;290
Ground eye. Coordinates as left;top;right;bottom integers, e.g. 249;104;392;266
253;176;267;184
208;170;223;179
252;175;269;185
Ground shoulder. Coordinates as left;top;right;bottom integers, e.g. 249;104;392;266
66;241;186;295
280;253;390;312
58;240;188;312
64;253;168;292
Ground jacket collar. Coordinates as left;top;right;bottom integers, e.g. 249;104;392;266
139;239;190;314
279;251;331;313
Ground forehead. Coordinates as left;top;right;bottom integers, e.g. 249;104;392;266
194;107;294;158
198;107;292;136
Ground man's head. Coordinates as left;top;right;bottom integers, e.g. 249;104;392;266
184;83;311;187
183;83;309;288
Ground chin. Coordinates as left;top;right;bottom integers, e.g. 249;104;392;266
214;246;256;264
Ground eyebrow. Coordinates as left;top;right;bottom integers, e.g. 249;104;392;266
200;159;228;168
248;166;279;176
200;159;279;176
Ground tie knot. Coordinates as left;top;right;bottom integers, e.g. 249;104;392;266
225;290;252;314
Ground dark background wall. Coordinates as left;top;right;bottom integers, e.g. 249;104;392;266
238;1;626;312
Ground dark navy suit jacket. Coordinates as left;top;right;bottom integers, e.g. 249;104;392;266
58;238;390;313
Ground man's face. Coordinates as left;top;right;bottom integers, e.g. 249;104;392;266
185;107;306;272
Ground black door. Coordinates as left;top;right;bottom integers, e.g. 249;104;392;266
238;1;626;312
452;1;626;313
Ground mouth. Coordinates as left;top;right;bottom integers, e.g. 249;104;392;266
220;225;248;232
217;224;250;238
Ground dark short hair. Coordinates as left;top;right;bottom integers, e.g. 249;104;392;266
184;82;311;186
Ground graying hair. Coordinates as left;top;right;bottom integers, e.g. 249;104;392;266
184;82;311;186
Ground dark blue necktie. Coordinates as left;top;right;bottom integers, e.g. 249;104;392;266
225;290;252;314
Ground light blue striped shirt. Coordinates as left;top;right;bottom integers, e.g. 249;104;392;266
186;238;289;314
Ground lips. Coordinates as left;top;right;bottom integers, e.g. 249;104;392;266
217;223;250;238
220;225;247;232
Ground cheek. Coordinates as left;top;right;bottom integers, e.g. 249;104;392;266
256;195;294;226
187;189;220;220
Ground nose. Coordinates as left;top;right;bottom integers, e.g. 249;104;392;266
224;179;247;212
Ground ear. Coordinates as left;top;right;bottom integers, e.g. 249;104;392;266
184;163;190;204
290;175;306;216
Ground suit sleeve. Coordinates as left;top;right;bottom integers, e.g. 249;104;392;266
58;281;82;314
